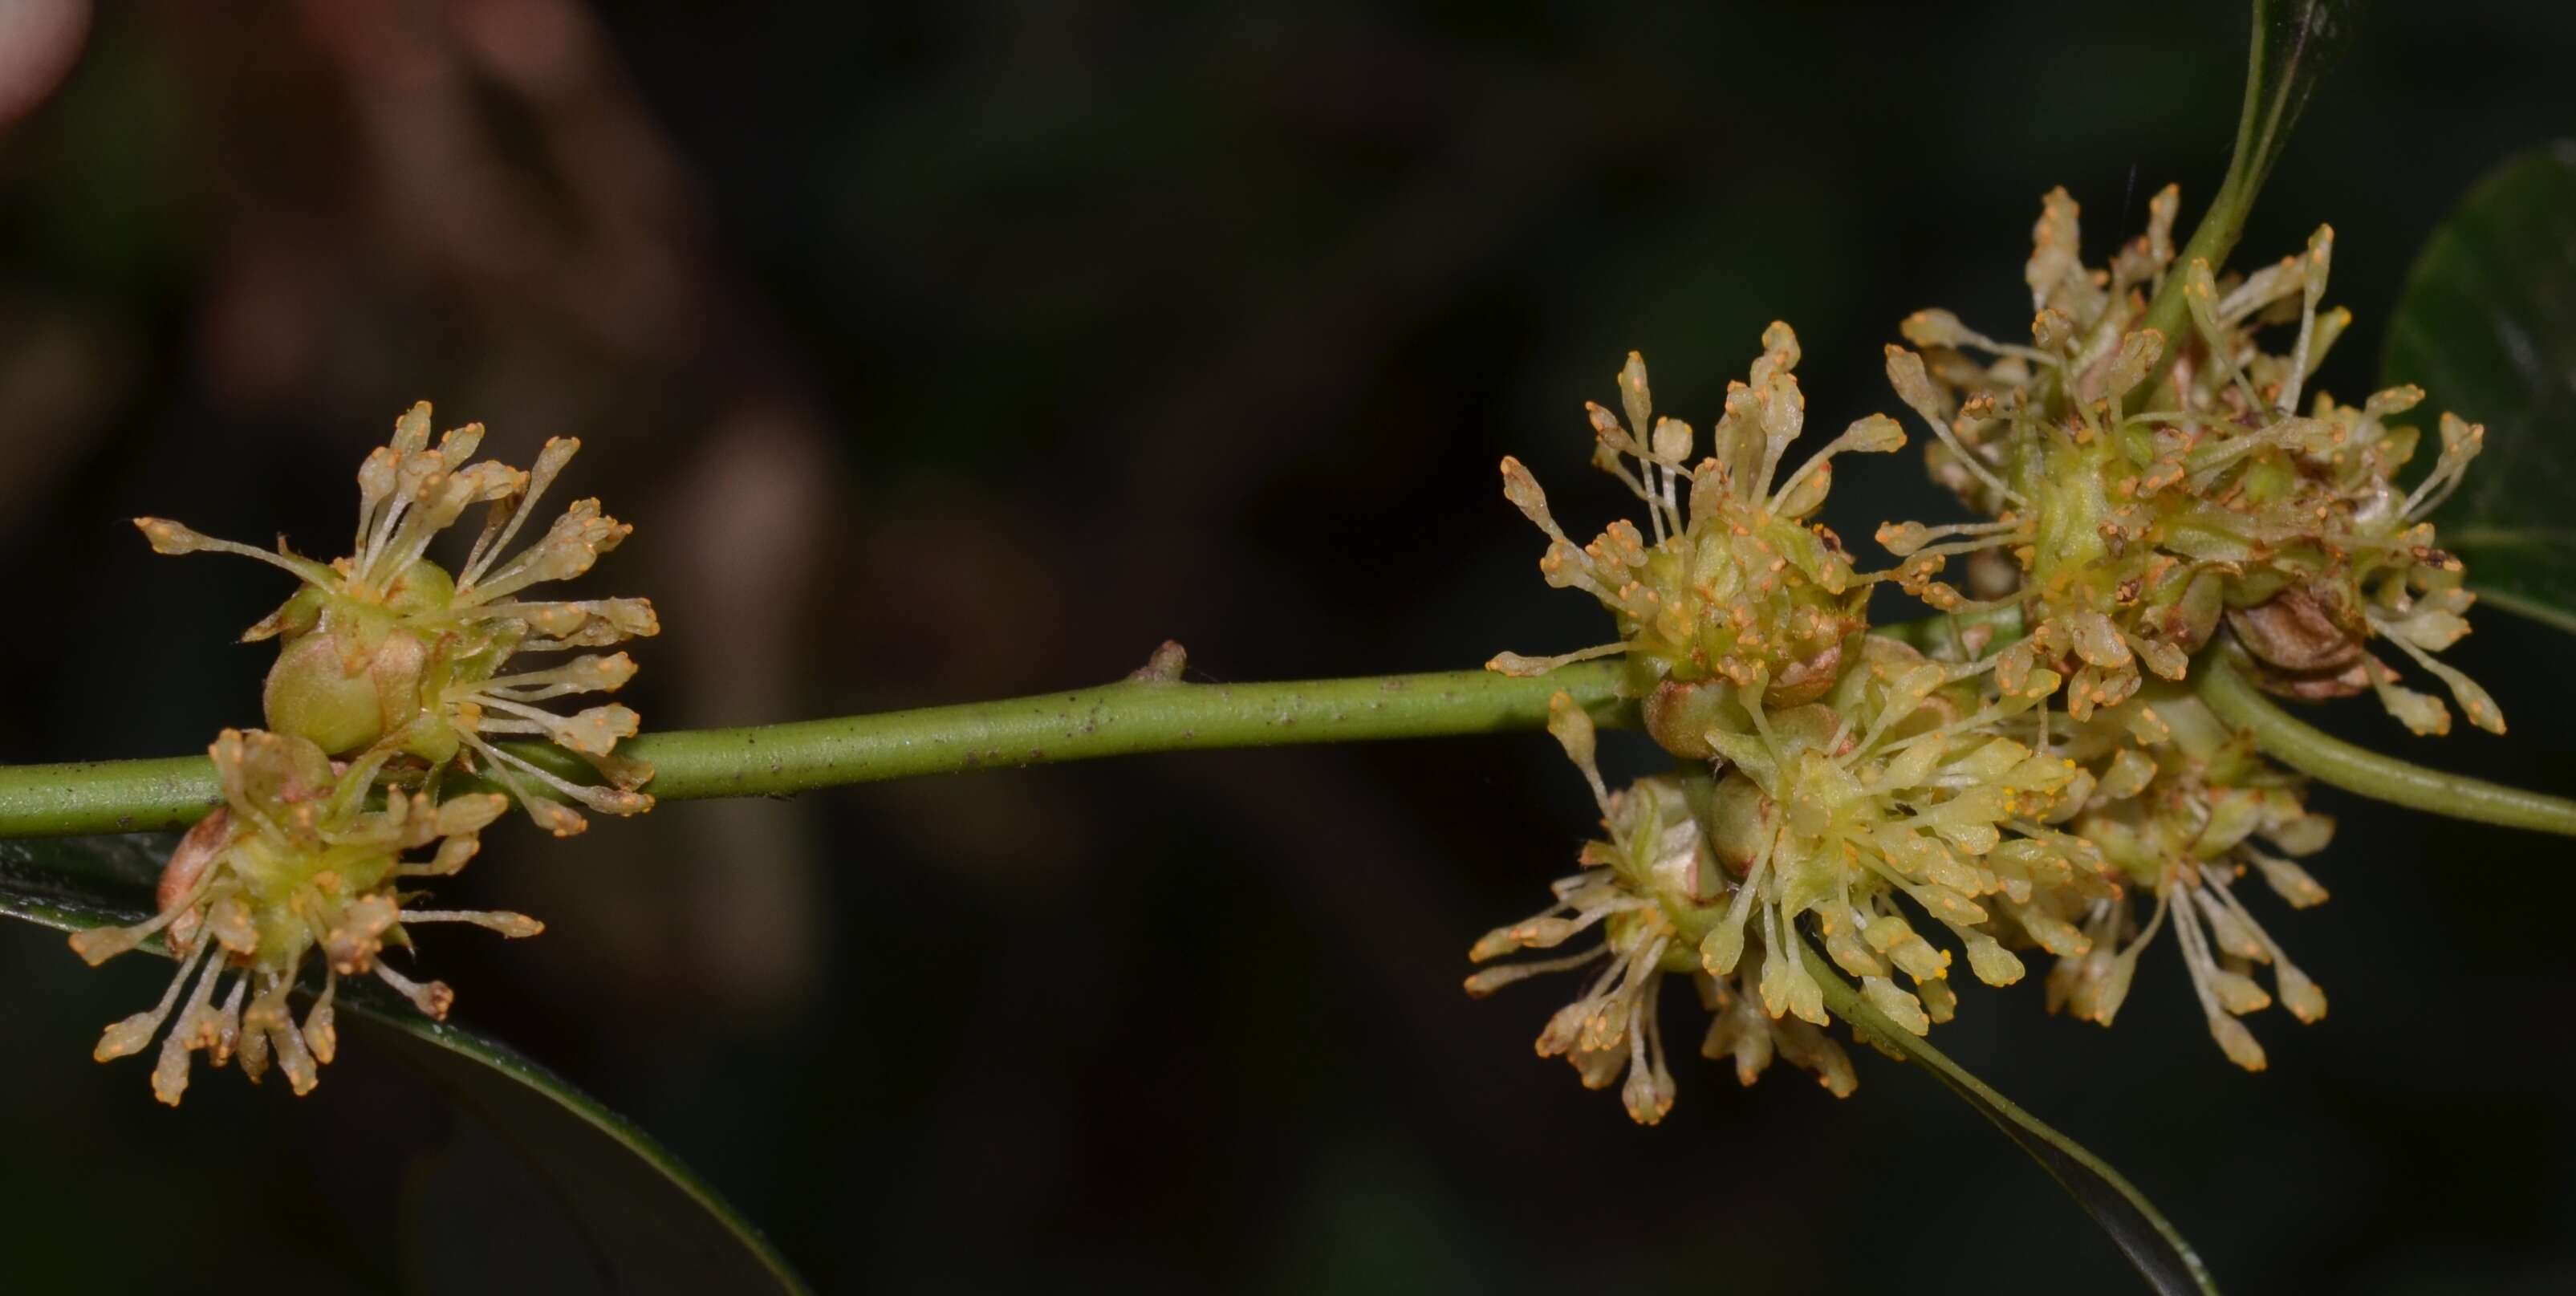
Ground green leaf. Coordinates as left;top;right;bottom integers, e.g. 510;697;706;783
1802;944;2220;1296
2127;0;2361;406
2231;0;2363;197
0;835;811;1296
2381;142;2576;632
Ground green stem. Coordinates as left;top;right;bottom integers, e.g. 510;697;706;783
2119;0;2288;408
1870;603;2028;658
0;756;229;839
0;660;1635;838
2126;183;2251;401
2195;648;2576;836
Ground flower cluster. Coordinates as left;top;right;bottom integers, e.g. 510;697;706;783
1473;189;2505;1119
2025;690;2334;1070
136;401;658;834
1877;189;2499;734
1492;326;1904;711
71;729;538;1104
79;404;656;1102
1464;694;1863;1122
1687;635;2086;1040
1473;645;2121;1120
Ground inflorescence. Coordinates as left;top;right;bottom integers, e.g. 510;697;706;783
83;405;655;1103
1475;187;2497;1122
63;188;2503;1119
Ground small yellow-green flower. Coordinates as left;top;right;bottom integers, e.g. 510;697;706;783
1464;695;1860;1121
1879;188;2500;735
136;402;658;833
2213;388;2497;735
1469;640;2108;1121
1491;325;1904;718
69;729;538;1103
2021;691;2334;1070
1687;637;2090;1038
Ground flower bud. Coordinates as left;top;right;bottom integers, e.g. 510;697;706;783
2226;583;2365;677
1642;679;1737;762
262;624;431;756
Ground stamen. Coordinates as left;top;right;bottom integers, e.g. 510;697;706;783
1487;642;1628;678
2169;877;2269;1070
2276;227;2332;419
93;937;213;1062
68;887;201;967
400;908;545;937
150;941;230;1105
131;519;339;586
1463;946;1611;997
474;697;640;756
460;731;648;831
1847;662;1951;759
458;437;581;593
458;501;628;604
1886;346;2021;504
372;963;457;1021
399;834;484;877
1544;692;1612;817
368;472;486;588
477;652;640;701
305;970;340;1065
2092;888;2170;1026
2198;865;2327;1022
1700;836;1774;974
245;976;319;1095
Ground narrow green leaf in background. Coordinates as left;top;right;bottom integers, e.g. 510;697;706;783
2235;0;2363;197
2127;0;2363;406
0;835;811;1296
1802;944;2221;1296
2382;141;2576;633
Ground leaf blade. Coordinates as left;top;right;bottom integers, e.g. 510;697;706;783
2234;0;2363;195
0;835;811;1296
1802;943;2220;1296
2382;141;2576;628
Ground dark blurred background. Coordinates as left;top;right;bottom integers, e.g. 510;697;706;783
0;1;2571;1291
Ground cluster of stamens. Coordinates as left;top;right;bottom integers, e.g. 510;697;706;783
71;729;539;1103
136;401;659;832
1473;193;2506;1117
2018;689;2334;1069
1877;188;2499;735
1492;325;1903;709
82;403;660;1102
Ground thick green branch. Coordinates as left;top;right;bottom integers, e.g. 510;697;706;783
0;660;1635;838
2195;648;2576;836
